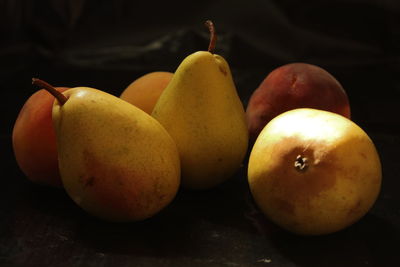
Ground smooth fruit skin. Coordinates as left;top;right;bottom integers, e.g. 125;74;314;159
248;108;381;235
53;87;181;222
152;51;248;190
120;72;173;114
246;63;351;143
12;87;69;187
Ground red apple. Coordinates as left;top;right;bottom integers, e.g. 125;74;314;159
12;86;69;187
246;63;351;143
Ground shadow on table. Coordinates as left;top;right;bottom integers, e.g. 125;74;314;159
261;211;399;267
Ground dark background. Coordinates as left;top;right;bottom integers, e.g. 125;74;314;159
1;1;400;266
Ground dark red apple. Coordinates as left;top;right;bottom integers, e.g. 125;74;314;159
246;63;351;142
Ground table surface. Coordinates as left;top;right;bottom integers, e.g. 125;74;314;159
2;130;400;267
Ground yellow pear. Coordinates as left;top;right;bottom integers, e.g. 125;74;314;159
248;108;382;235
152;21;248;189
33;78;180;222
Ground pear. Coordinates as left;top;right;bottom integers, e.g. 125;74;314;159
32;78;180;222
151;21;248;190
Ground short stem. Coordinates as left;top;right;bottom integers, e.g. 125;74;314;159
32;78;68;105
204;20;217;54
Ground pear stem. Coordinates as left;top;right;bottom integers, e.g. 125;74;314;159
205;20;217;54
32;78;68;105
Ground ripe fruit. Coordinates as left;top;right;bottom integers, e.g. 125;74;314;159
120;71;173;114
33;78;180;222
246;63;351;142
152;21;248;190
248;108;381;235
12;86;69;187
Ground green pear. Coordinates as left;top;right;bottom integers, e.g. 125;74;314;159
32;79;180;222
151;21;248;190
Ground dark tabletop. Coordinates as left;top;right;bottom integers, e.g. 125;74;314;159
1;1;400;266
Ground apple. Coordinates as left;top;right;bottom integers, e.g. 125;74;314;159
12;86;69;187
246;63;351;143
247;108;382;235
120;71;173;114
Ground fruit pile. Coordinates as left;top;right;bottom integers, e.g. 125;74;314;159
12;21;381;235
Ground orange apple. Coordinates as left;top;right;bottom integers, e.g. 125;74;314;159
248;108;381;235
120;71;173;114
246;63;351;143
12;86;69;187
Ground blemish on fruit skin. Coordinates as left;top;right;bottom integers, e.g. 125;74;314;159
82;150;138;216
291;74;298;89
84;176;95;187
347;199;362;217
219;66;227;76
273;197;295;215
359;151;368;159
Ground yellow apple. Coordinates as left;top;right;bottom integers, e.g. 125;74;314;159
248;108;382;235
